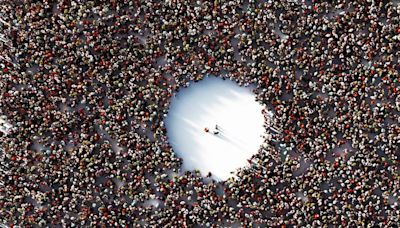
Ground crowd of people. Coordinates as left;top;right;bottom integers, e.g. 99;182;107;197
0;0;399;226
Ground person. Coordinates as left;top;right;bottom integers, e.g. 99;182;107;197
204;127;209;133
213;125;219;135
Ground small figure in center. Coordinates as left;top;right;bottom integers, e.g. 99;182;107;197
213;124;220;135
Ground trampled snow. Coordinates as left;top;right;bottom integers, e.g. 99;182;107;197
165;76;266;181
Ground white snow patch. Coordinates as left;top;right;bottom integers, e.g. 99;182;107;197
143;199;163;208
0;117;12;135
165;76;267;181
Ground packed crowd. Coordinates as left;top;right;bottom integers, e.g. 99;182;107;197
0;0;399;226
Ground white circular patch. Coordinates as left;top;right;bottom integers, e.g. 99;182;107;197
165;76;266;181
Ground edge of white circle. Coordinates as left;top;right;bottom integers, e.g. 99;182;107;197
165;76;267;181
